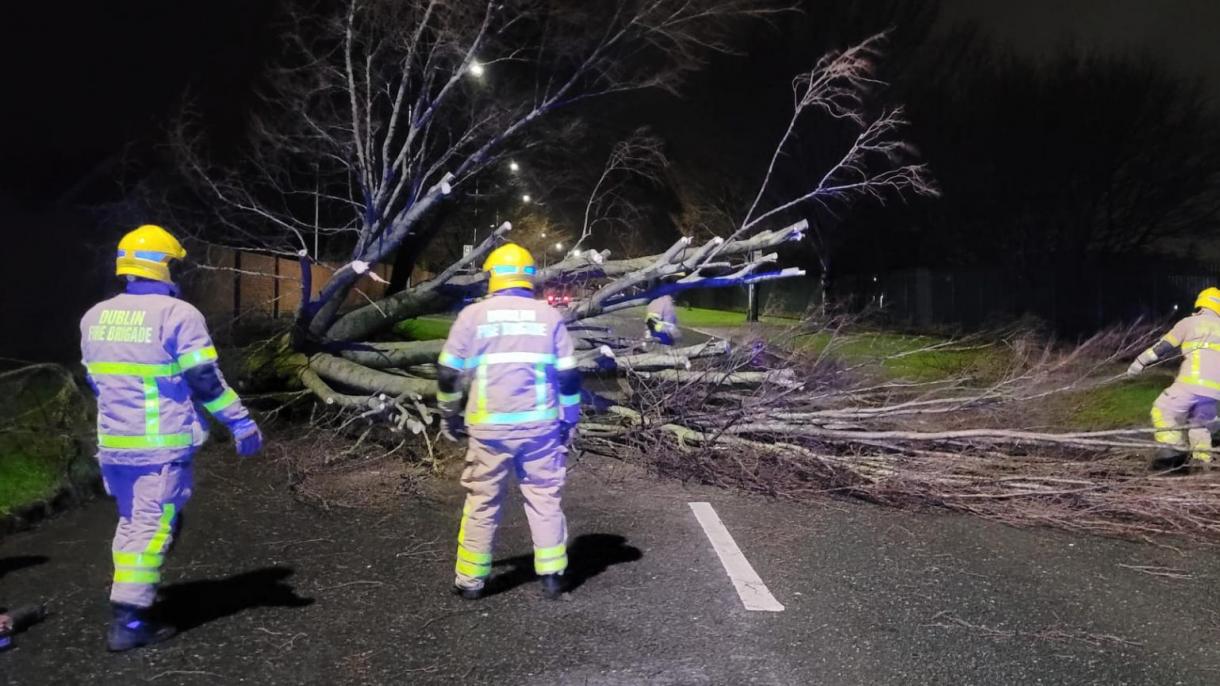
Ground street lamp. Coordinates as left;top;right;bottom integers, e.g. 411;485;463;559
522;194;531;203
554;242;563;251
509;161;520;172
468;60;485;78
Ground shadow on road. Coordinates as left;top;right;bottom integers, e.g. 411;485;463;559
159;565;315;632
0;555;48;579
484;533;643;597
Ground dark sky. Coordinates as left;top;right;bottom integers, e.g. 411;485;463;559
3;0;1218;206
941;0;1220;100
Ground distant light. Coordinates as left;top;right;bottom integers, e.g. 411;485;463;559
522;194;531;203
540;232;547;238
468;60;485;78
872;275;878;283
1174;304;1180;311
509;161;520;172
555;242;563;251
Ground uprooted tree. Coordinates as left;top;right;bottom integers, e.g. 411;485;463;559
172;1;933;425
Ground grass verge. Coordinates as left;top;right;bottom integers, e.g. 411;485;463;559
392;316;454;341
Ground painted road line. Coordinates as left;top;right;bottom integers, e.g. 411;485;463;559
688;502;785;612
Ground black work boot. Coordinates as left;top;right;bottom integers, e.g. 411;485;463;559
452;583;484;601
1150;448;1189;472
539;574;566;600
106;603;176;652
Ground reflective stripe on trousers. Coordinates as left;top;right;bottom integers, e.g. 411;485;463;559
1151;384;1217;463
102;461;193;607
454;433;568;588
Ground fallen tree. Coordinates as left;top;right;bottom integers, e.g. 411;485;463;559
581;321;1220;543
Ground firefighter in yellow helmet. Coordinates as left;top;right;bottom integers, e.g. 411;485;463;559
80;225;263;651
1128;287;1220;472
436;243;582;599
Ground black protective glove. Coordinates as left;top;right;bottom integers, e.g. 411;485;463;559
442;415;467;442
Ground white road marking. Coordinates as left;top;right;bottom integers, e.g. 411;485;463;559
688;501;785;612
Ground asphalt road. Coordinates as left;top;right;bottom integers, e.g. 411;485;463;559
2;448;1220;685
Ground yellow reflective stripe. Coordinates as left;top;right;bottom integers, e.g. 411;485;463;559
457;546;492;565
1164;333;1181;346
436;389;462;402
455;558;492;578
1180;376;1220;391
475;364;488;418
145;503;177;554
559;393;580;407
176;346;218;370
535;543;565;558
114;568;161;584
98;433;193;449
468;408;560;425
144;377;159;435
534;543;568;574
535;362;548;410
202;388;239;414
438;351;465;370
555;355;577;371
457;503;471;546
1151;406;1184;446
1182;342;1220;352
113;551;164;569
87;361;181;376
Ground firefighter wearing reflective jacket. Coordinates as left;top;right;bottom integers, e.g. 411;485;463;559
438;243;581;600
80;225;263;651
645;295;681;346
1128;287;1220;473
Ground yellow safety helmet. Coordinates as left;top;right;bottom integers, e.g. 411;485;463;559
483;243;536;293
115;225;187;284
1196;287;1220;316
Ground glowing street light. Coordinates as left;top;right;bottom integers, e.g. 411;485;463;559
509;161;520;172
540;232;547;238
554;242;564;251
468;60;485;78
522;194;532;203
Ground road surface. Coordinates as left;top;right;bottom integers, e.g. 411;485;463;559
2;448;1219;685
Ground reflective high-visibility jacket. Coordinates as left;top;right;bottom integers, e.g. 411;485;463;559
1141;309;1220;399
438;292;579;439
646;295;679;339
80;289;248;466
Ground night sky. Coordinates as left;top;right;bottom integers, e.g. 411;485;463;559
3;0;1218;205
942;0;1220;101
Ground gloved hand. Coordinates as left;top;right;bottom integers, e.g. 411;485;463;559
441;415;467;442
229;418;263;457
1126;360;1145;378
560;421;578;447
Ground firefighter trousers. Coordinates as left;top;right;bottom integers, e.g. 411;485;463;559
101;461;193;607
1151;383;1217;463
454;432;567;589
